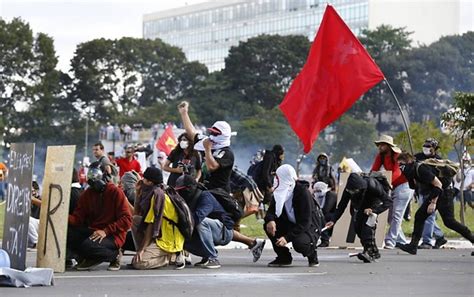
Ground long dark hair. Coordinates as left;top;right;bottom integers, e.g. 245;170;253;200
171;133;199;159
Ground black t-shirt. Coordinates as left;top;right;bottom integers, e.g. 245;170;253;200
167;149;202;187
415;164;437;195
194;134;234;192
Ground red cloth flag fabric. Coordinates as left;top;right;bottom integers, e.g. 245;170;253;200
279;5;384;153
155;124;177;155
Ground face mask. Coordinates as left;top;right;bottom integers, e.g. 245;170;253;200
319;159;327;166
180;140;189;150
88;179;106;192
314;191;325;199
422;147;432;156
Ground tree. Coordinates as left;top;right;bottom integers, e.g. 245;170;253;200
70;37;208;123
224;34;310;109
351;25;413;132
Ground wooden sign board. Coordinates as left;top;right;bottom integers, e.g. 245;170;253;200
2;143;35;270
36;145;76;273
330;172;391;248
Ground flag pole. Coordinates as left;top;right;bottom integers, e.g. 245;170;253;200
384;78;414;155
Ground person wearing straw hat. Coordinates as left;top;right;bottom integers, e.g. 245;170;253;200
371;135;413;250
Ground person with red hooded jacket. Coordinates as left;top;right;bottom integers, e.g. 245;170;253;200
67;162;132;271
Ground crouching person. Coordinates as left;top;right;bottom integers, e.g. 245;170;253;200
325;173;392;263
67;162;132;271
174;174;234;269
264;164;320;267
132;167;185;269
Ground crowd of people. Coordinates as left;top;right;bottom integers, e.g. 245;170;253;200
2;100;473;271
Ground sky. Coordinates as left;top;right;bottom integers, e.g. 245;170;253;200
0;0;207;72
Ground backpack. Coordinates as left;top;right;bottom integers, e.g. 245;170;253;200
247;160;263;181
365;172;392;194
163;187;195;240
416;158;459;189
208;187;244;222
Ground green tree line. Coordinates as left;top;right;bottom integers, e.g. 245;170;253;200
1;18;472;167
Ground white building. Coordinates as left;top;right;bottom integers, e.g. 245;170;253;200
143;0;473;72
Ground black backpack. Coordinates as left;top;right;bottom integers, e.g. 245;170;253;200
208;188;244;222
247;160;263;181
164;187;195;240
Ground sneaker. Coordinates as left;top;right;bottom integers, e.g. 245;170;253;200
201;258;221;269
108;251;122;271
175;252;185;270
183;250;192;266
250;239;266;262
434;237;447;249
357;252;372;263
267;258;292;267
194;258;209;267
76;258;103;271
318;241;329;248
418;243;433;249
400;244;417;255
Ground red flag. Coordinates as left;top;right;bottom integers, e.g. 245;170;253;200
155;124;177;155
279;5;384;153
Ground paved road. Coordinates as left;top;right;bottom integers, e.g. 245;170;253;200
0;248;473;297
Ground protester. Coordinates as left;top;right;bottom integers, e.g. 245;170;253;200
264;164;320;267
312;182;336;247
67;162;132;271
175;175;265;269
397;153;474;255
312;153;336;191
120;170;140;207
252;145;285;204
92;142;117;183
455;155;473;211
414;138;446;249
28;181;42;248
157;151;170;185
326;173;392;263
163;133;202;187
131;167;186;270
178;101;234;193
370;135;413;250
116;145;142;178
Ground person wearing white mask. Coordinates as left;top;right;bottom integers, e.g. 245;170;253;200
163;133;202;187
178;101;234;193
312;182;337;247
264;164;319;267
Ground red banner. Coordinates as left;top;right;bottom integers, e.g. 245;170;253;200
155;124;177;155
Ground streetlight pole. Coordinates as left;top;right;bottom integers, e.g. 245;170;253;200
85;116;89;158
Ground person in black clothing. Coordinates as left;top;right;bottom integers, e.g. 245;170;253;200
397;152;474;255
264;164;320;267
414;138;442;162
413;138;446;249
163;132;202;187
254;145;285;203
312;182;337;247
178;101;234;193
175;175;265;268
325;173;392;263
312;153;336;191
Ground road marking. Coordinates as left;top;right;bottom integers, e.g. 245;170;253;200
55;272;327;279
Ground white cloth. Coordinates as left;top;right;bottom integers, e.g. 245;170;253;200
28;217;39;248
313;181;330;208
135;151;147;172
193;135;231;151
273;164;297;223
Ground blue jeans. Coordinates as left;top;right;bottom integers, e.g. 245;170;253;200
184;218;233;260
385;183;413;247
419;194;444;244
